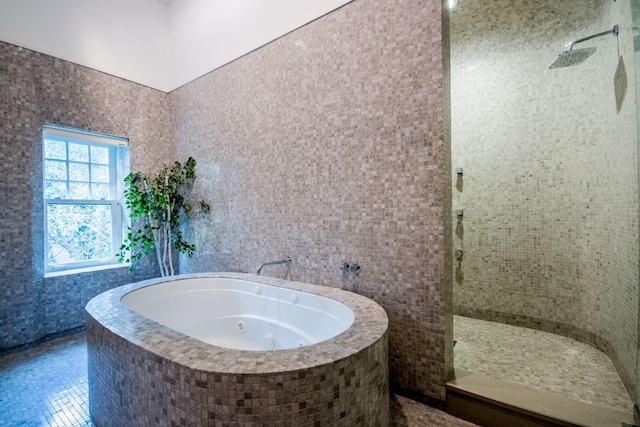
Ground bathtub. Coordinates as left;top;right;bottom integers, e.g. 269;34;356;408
120;277;354;351
86;273;389;426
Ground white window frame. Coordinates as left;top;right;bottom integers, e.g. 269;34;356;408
43;125;129;274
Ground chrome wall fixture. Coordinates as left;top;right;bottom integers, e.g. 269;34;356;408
340;261;361;274
256;257;292;275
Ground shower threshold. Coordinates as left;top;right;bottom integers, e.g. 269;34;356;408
449;315;635;426
447;369;633;427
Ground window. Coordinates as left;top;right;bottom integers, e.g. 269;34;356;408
43;125;129;273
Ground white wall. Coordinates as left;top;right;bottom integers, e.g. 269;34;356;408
0;0;171;91
167;0;352;90
0;0;352;92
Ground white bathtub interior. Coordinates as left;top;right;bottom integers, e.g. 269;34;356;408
121;277;355;351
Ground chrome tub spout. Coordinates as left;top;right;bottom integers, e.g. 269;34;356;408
256;257;292;275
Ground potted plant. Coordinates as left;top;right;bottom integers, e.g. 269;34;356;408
117;157;210;276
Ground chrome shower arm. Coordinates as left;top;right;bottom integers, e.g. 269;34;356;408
569;25;618;50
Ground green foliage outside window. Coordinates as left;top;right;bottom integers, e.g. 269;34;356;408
117;157;210;277
44;134;120;271
47;204;112;265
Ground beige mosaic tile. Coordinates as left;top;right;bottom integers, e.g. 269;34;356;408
2;328;477;426
390;394;478;427
171;0;450;404
0;41;166;350
454;315;633;413
2;0;452;407
450;0;639;398
86;273;389;425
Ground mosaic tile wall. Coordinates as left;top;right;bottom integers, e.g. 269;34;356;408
451;0;639;397
442;2;454;384
171;0;450;403
631;0;640;407
0;41;168;350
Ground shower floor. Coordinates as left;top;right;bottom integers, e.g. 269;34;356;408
453;315;633;414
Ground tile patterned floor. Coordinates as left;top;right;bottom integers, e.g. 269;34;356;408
3;319;632;426
0;331;475;427
454;315;634;413
0;332;92;426
389;395;477;427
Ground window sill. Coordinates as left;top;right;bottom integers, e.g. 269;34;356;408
44;263;130;278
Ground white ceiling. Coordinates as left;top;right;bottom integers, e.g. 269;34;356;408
0;0;352;92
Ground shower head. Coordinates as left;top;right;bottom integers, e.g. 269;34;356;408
548;47;596;69
548;25;618;69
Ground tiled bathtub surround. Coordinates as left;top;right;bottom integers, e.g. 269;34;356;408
451;0;639;397
0;41;168;351
171;0;450;403
86;272;389;426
